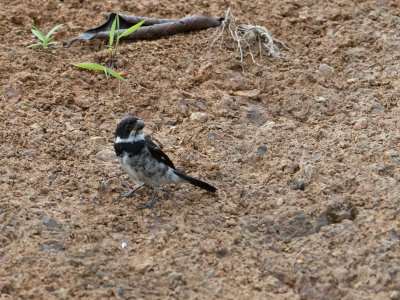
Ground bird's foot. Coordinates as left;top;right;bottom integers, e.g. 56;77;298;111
118;184;145;198
137;198;156;210
118;191;138;198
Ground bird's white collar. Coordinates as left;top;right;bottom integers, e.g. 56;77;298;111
115;132;145;143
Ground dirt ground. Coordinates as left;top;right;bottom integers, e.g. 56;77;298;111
1;0;400;299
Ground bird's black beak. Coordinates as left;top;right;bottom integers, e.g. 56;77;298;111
135;120;145;131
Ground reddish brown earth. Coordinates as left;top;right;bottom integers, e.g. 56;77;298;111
1;0;400;299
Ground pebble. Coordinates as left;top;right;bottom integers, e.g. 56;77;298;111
275;198;284;207
319;63;335;78
372;103;385;113
48;173;57;180
190;112;209;123
58;288;68;299
257;145;267;156
304;164;317;181
233;89;260;99
95;149;116;162
225;219;236;227
353;118;368;130
43;215;58;228
169;272;185;284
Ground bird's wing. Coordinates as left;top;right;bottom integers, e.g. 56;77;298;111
145;136;176;169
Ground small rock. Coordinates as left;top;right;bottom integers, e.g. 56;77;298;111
169;272;185;284
43;215;58;228
304;164;317;181
95;149;116;162
225;219;236;227
58;288;68;299
121;242;127;248
372;103;385;113
333;267;349;282
45;286;55;292
42;241;64;252
205;270;214;277
319;63;335;78
257;145;267;156
3;87;19;99
347;78;357;83
353;118;368;130
390;291;400;299
48;173;57;180
216;248;229;257
288;179;306;191
312;153;322;161
233;89;260;99
275;198;284;207
190;112;209;123
65;122;74;131
165;120;178;126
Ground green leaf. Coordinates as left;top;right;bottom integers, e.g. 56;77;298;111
27;42;43;48
116;13;120;37
73;63;126;82
118;20;145;40
73;63;106;71
109;16;117;47
45;24;63;40
105;68;126;81
31;28;45;42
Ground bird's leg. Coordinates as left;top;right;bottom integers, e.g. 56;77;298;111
138;186;159;209
118;183;145;198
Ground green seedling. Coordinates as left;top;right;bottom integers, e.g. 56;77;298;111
74;14;145;82
106;14;145;69
72;63;126;81
27;24;63;49
108;14;145;55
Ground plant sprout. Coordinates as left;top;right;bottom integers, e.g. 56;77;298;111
108;14;145;55
72;63;126;81
74;14;145;81
27;24;63;49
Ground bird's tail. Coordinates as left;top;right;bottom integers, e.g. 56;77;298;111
173;170;217;193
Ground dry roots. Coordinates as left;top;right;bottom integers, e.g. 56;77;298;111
211;8;288;71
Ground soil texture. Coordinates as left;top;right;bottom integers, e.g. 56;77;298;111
1;0;400;299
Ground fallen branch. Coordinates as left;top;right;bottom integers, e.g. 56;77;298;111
64;13;223;46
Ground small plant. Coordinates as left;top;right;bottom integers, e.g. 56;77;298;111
107;14;145;68
72;63;126;81
27;24;63;49
74;14;145;81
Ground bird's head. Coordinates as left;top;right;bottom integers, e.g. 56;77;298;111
115;116;145;140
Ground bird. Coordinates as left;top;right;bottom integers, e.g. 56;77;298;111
114;116;217;209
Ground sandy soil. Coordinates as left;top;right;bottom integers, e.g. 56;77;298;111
1;0;400;299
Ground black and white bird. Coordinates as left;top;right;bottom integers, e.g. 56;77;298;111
114;116;217;209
